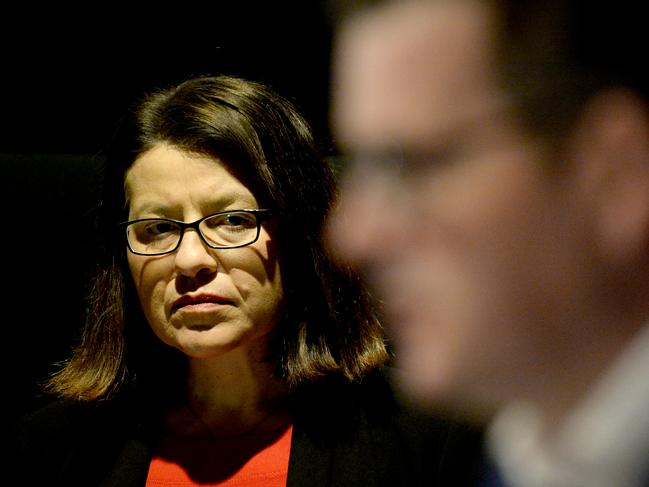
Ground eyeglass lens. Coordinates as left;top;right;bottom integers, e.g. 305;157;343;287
126;211;261;254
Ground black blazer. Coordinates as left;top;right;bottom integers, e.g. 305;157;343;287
13;369;483;486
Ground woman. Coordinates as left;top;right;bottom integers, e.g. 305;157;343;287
13;75;481;486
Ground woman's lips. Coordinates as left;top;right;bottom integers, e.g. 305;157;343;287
172;294;233;312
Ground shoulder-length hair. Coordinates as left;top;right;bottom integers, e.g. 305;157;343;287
46;75;388;402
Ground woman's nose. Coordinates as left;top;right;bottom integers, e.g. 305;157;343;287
173;229;218;277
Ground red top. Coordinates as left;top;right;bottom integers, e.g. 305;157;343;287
146;425;293;486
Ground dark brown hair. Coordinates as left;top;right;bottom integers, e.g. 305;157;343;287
493;0;648;141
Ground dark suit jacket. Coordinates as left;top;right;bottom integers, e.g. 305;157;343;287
12;369;483;486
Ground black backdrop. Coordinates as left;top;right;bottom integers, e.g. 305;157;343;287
1;2;335;421
0;2;334;154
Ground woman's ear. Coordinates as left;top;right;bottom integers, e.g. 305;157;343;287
569;89;649;266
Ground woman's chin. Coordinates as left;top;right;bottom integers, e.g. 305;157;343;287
171;327;242;359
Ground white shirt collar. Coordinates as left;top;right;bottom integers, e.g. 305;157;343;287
486;323;649;487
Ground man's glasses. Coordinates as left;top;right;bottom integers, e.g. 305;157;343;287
120;209;273;256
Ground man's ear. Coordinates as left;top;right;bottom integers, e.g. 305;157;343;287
569;89;649;265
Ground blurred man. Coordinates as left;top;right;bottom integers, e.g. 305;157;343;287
328;0;649;485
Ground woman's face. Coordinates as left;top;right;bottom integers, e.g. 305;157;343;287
124;143;285;359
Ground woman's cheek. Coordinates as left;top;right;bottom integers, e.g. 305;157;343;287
128;257;170;328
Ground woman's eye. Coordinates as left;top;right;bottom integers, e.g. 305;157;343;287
206;213;256;228
147;221;177;236
224;215;248;226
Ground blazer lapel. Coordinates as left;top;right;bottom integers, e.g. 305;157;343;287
286;421;335;487
98;434;153;487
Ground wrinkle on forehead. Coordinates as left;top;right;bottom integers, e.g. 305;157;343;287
124;144;257;220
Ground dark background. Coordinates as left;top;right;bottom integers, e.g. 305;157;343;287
2;3;336;421
1;3;335;154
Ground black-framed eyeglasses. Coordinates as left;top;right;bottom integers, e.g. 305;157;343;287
120;209;273;256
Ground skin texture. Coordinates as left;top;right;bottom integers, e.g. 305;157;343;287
125;143;288;435
329;0;649;424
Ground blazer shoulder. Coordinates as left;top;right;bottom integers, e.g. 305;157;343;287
288;367;485;486
12;397;146;486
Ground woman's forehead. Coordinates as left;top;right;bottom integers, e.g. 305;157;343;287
125;145;258;215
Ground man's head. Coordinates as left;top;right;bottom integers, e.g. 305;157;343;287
329;0;649;422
